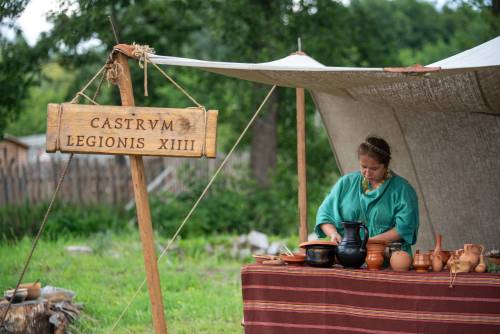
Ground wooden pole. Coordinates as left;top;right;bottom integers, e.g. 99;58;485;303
115;51;168;334
296;87;308;243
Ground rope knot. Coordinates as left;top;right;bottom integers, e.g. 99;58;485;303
131;43;155;96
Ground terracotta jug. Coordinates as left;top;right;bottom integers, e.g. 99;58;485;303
459;244;483;268
390;251;411;271
413;250;430;272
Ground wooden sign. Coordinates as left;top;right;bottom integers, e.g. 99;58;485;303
46;103;218;158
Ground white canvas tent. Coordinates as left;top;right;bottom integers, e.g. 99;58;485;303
148;37;500;250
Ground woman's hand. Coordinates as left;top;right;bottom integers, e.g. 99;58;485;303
330;232;342;244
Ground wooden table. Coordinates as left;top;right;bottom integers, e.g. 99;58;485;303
241;264;500;334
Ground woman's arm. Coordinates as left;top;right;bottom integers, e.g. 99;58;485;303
320;223;342;244
369;227;401;243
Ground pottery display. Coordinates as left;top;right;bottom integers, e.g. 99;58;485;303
366;240;386;270
336;221;368;268
300;241;337;267
413;250;431;272
390;251;412;271
459;244;484;268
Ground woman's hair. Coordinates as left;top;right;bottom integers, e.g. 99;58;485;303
357;136;391;167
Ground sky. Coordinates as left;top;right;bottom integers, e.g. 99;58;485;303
13;0;450;46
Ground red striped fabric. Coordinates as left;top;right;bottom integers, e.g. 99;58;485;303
241;264;500;334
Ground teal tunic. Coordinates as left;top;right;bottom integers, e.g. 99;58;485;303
315;171;419;255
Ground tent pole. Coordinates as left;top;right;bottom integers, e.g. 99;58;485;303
115;51;168;334
296;87;308;243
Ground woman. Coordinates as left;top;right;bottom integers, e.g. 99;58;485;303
315;136;419;255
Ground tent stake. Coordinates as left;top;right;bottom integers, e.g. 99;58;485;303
296;87;308;243
115;51;168;334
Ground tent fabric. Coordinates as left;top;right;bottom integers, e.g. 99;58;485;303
148;37;500;250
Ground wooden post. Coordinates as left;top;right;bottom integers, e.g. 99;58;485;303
115;51;168;334
296;87;308;243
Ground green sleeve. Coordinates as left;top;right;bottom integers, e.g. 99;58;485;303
394;185;419;245
315;178;344;238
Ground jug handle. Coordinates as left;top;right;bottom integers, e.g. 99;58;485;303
360;224;369;250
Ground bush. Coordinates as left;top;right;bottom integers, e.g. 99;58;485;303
0;201;130;241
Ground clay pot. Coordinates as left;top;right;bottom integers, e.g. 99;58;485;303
385;242;402;262
459;244;484;268
390;251;412;271
413;250;431;272
366;240;386;270
300;241;338;268
475;255;487;273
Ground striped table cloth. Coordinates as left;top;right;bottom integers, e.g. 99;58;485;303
241;264;500;334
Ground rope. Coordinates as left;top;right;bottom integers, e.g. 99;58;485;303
108;85;277;333
0;63;106;331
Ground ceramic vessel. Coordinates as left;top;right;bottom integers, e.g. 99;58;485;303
336;221;368;268
366;240;386;270
474;252;487;273
431;234;444;272
390;251;412;271
413;250;431;272
432;253;443;272
459;244;484;268
280;253;306;266
300;241;337;268
385;241;402;261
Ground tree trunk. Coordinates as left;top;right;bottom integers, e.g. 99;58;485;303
250;87;278;187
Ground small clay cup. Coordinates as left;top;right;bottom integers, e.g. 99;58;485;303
413;250;431;273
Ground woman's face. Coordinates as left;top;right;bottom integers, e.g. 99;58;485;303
359;154;386;183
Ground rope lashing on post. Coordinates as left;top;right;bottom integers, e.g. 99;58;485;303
0;63;107;330
131;43;155;96
108;84;277;332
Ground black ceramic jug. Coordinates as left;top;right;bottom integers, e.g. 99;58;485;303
336;221;369;268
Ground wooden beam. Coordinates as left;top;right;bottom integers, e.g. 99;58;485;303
115;51;168;334
296;87;308;243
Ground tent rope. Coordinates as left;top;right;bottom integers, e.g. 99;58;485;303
0;63;107;329
108;84;277;333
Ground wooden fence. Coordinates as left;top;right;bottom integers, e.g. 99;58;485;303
0;153;248;207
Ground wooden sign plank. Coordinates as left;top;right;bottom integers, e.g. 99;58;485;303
46;103;218;158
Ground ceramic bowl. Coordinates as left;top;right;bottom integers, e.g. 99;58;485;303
4;288;28;303
300;241;338;268
280;253;306;266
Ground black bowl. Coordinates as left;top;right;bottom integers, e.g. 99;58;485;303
304;245;337;267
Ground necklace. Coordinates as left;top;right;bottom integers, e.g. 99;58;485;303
362;169;391;193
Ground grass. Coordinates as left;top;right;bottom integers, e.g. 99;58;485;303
0;231;288;333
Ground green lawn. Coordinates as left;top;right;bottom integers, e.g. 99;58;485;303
0;232;261;333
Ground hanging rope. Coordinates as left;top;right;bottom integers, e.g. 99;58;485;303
108;84;277;332
0;63;107;330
